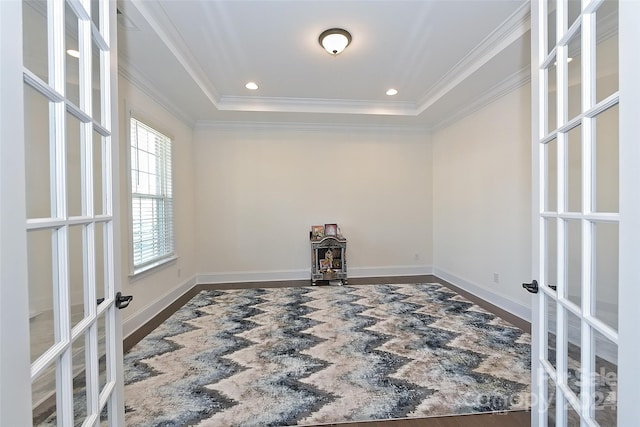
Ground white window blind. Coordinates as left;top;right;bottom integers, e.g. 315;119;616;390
130;118;174;271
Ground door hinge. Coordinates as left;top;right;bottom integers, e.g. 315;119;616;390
522;280;539;294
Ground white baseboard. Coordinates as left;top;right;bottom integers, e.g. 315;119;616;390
197;265;434;285
432;266;531;322
197;269;309;284
348;265;433;278
122;275;197;339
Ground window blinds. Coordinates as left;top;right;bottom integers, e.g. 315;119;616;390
130;118;174;269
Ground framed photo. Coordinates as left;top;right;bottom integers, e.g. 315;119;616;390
333;259;342;269
311;225;325;240
324;223;338;236
319;259;331;271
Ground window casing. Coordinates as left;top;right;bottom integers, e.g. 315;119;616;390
130;118;174;273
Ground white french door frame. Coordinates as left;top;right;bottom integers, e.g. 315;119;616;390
617;1;640;425
0;0;124;425
0;0;33;423
530;0;640;425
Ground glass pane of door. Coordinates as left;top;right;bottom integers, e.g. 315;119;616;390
534;1;620;426
21;0;122;424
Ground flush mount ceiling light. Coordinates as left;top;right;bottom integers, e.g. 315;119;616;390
386;88;398;96
245;81;258;90
319;28;352;55
66;49;80;58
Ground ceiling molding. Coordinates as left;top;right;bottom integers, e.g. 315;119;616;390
217;96;417;116
195;120;431;135
118;57;195;127
430;66;531;133
416;2;531;115
428;4;620;133
128;0;222;107
127;0;531;118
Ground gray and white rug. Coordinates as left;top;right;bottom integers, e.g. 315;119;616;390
123;283;531;426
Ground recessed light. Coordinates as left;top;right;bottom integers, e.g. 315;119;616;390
67;49;80;58
386;88;398;96
245;82;258;90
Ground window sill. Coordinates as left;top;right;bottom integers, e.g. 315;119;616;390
129;255;178;282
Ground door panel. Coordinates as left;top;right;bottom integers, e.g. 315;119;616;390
1;0;122;425
531;0;623;425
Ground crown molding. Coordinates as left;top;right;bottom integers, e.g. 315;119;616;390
428;2;621;132
217;95;417;115
128;0;221;107
195;120;431;135
431;65;530;132
118;57;195;127
416;2;531;115
429;4;620;133
129;0;531;118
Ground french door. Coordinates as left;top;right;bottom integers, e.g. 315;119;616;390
0;0;124;425
530;0;640;426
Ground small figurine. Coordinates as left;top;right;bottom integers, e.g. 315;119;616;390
324;249;334;272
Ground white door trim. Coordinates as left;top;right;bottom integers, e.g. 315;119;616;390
0;0;32;424
617;1;640;424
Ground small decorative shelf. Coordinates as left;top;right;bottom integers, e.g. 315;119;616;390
310;235;347;285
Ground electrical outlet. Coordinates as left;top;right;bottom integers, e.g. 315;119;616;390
493;272;499;284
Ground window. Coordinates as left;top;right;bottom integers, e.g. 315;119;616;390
130;118;174;272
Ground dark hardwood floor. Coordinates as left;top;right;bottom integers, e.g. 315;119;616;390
124;275;532;427
321;411;530;427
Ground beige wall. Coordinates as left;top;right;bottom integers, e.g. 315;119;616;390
23;37;619;329
193;126;433;280
117;77;197;332
24;74;199;333
432;84;533;314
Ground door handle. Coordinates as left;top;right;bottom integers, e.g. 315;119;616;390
521;280;556;293
522;280;539;294
97;294;132;309
115;292;133;309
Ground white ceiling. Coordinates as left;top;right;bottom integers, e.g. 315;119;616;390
117;0;532;129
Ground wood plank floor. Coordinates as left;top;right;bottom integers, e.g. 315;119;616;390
321;410;530;427
125;275;532;427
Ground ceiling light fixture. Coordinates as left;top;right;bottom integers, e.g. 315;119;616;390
386;89;398;96
245;82;258;90
67;49;80;58
319;28;352;55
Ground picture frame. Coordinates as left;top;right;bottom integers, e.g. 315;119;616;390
319;259;331;271
311;225;325;240
324;223;338;237
332;259;342;269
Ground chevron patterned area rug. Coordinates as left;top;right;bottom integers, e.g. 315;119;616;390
123;283;531;426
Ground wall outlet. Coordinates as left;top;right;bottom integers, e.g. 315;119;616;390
493;272;499;284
